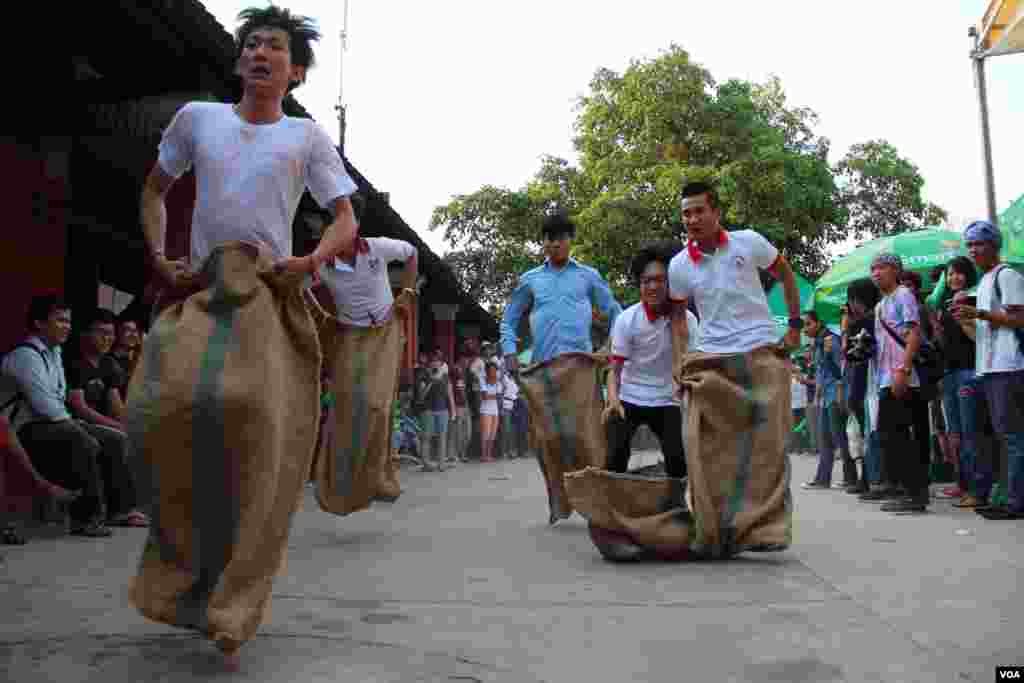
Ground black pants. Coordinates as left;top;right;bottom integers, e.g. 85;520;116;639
606;401;686;479
18;420;137;524
877;388;930;500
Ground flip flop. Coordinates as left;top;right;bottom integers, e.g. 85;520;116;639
108;511;150;527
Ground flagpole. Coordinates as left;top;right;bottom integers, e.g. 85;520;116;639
336;0;350;153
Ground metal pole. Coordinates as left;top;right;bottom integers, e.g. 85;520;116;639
970;27;999;226
337;0;350;153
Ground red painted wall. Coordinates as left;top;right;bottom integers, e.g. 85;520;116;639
0;141;68;351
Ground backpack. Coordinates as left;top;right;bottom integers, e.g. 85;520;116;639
0;342;50;423
991;265;1024;355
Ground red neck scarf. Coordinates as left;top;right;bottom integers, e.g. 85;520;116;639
687;229;728;263
642;301;667;322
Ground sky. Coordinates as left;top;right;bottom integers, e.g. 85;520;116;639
203;0;1023;258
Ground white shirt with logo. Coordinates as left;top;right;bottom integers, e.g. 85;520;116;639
976;265;1024;375
668;229;779;354
321;237;417;326
158;102;357;265
610;303;699;407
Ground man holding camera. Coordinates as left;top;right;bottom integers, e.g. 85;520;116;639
802;312;856;490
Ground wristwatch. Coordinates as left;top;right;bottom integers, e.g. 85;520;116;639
788;317;804;330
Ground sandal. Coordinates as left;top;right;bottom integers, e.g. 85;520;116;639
1;525;26;545
108;511;149;527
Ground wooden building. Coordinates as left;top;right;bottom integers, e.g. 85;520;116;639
3;0;496;367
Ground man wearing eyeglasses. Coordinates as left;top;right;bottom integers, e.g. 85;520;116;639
604;241;698;479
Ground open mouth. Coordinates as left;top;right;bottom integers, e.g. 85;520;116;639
250;65;271;78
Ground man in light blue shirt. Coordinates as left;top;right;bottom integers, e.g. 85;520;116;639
1;295;127;537
501;213;622;372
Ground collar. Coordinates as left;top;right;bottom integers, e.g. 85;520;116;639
544;257;578;270
642;302;667;323
687;229;729;263
334;238;370;271
27;335;57;355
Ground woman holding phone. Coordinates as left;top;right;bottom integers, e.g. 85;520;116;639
937;256;984;508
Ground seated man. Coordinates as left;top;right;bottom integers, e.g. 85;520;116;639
2;295;144;536
109;316;143;380
68;308;128;428
66;308;146;526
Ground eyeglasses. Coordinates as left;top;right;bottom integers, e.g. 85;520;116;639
640;275;667;286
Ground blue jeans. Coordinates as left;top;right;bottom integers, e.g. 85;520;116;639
942;369;987;497
864;431;882;485
981;371;1024;512
813;400;852;485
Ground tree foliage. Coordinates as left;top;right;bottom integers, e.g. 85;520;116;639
431;46;945;310
834;139;948;238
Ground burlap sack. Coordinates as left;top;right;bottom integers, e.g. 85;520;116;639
517;352;609;524
308;290;415;516
125;242;322;654
565;347;793;561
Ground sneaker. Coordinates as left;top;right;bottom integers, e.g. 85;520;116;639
801;481;831;490
845;483;868;494
977;507;1024;520
858;488;901;502
953;495;981;508
70;521;113;537
939;486;964;499
881;497;928;513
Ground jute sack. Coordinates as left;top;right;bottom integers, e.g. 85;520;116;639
125;242;322;655
308;290;415;516
517;352;608;524
565;347;793;561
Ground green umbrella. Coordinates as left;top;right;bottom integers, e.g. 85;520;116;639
813;228;966;324
926;193;1024;308
1000;193;1024;265
766;272;815;340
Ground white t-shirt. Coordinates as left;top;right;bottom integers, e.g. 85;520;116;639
158;102;358;265
791;376;808;411
479;382;500;416
668;229;779;354
501;370;519;407
976;265;1024;375
610;303;699;407
321;237;416;326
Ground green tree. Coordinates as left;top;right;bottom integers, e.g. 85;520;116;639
430;186;544;311
834;139;948;238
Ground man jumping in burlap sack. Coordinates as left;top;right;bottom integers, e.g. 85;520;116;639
310;234;418;509
128;6;358;665
566;180;802;561
500;212;622;525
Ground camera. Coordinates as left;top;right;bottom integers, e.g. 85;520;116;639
845;329;875;364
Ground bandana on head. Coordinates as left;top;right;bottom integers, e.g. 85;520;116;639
870;252;902;271
963;220;1002;249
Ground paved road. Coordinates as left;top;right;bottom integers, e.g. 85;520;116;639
2;451;1022;682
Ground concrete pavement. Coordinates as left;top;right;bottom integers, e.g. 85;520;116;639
2;450;1023;682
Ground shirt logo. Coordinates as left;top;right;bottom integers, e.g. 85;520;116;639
734;255;746;268
368;256;381;272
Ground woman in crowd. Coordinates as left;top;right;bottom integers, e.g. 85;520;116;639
479;362;501;463
936;256;985;508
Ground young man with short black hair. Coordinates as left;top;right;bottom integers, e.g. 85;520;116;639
132;5;360;662
870;253;930;514
2;296;114;537
801;311;856;490
605;241;697;479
